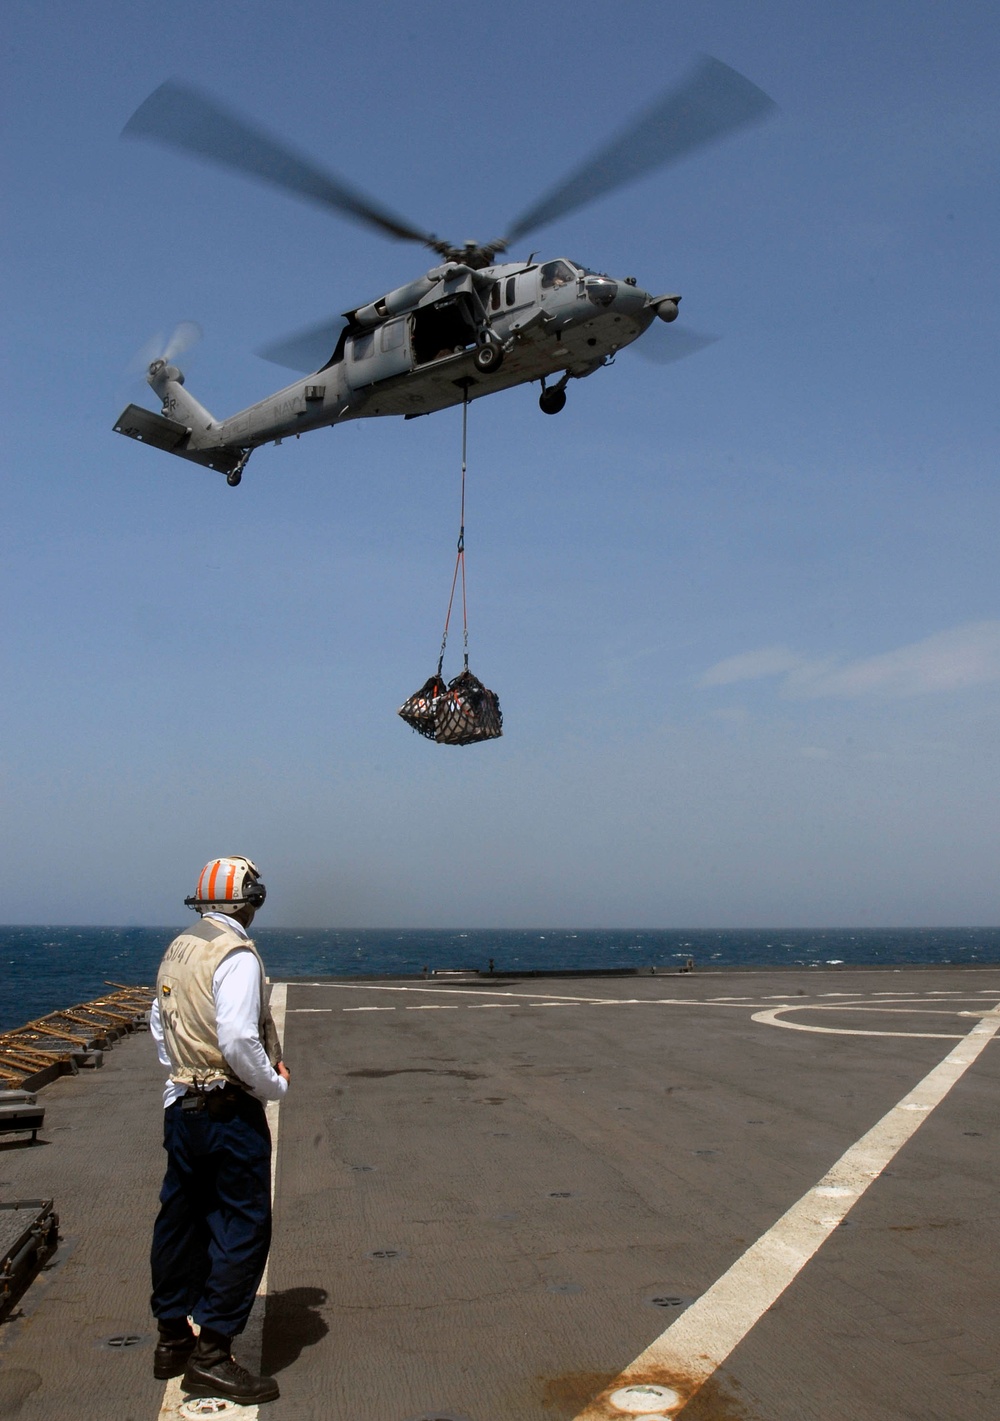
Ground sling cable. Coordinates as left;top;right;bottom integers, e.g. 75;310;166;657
398;389;502;745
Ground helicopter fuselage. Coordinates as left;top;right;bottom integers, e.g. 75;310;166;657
115;258;678;481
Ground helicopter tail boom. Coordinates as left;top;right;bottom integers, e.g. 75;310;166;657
113;358;246;475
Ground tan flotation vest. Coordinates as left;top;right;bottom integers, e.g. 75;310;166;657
156;916;282;1090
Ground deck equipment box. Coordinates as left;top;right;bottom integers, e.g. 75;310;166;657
0;1199;59;1320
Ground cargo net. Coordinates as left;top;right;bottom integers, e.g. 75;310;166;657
399;669;503;745
397;392;502;746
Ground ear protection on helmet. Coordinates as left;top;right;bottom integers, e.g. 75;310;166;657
242;876;267;908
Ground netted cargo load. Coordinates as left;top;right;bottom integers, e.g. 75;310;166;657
397;674;446;741
397;669;502;745
433;669;503;745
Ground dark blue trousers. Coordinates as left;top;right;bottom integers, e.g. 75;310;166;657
150;1091;272;1337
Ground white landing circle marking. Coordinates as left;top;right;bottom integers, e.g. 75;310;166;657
811;1004;981;1014
609;1383;681;1413
752;1005;963;1040
572;1005;1000;1420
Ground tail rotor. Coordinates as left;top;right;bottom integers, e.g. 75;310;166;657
126;320;202;382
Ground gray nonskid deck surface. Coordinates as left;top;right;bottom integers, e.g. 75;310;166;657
0;1018;167;1419
0;967;997;1420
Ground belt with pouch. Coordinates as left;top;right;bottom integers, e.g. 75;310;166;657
180;1082;246;1114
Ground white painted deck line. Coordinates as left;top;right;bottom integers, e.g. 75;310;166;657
156;982;287;1421
325;990;993;1022
573;1007;1000;1419
322;981;635;1005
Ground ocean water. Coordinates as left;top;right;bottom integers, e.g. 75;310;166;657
1;925;998;1033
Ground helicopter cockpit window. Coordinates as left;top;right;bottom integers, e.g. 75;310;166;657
585;277;618;307
540;260;576;290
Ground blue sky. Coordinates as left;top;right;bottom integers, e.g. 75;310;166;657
2;1;998;927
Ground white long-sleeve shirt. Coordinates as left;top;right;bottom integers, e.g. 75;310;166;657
150;913;287;1109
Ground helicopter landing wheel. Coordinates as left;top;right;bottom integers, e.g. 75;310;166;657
474;342;504;374
539;388;567;415
225;449;252;486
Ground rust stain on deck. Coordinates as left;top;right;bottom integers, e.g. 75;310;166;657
540;1372;619;1412
540;1365;755;1419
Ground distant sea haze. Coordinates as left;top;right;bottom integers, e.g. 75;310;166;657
1;927;999;1032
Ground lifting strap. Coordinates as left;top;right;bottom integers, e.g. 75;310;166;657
437;388;470;678
397;385;502;744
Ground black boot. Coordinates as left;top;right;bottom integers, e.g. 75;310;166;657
181;1328;280;1405
153;1318;196;1379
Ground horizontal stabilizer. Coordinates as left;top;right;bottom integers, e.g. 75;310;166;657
113;404;245;474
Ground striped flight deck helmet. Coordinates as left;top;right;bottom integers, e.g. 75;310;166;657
184;856;267;913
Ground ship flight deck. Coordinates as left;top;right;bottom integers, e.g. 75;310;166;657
0;965;997;1420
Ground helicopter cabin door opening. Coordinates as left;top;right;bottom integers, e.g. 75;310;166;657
411;293;479;367
347;317;411;389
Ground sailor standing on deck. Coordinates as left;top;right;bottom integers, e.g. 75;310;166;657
149;856;289;1406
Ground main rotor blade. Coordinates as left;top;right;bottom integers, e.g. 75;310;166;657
504;56;776;244
631;324;720;365
255;316;349;373
123;81;435;246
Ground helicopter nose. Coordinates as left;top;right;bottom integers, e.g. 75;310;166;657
612;280;650;316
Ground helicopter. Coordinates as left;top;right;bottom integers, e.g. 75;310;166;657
113;57;775;486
